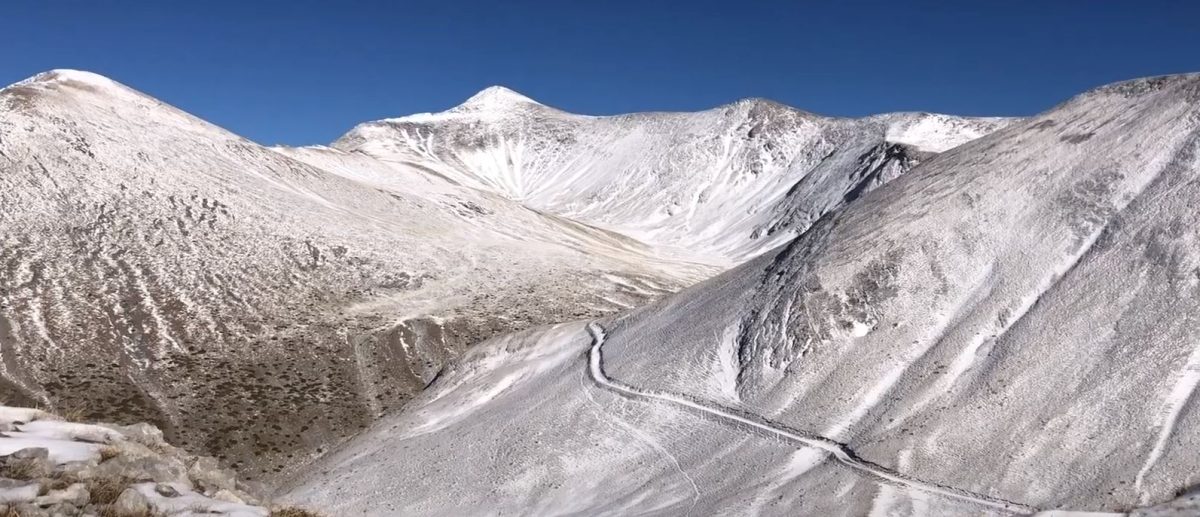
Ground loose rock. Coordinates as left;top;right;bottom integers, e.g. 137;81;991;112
110;487;152;516
33;482;89;506
0;478;40;503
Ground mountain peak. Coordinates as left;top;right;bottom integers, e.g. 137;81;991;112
456;85;542;111
3;69;138;103
11;69;119;90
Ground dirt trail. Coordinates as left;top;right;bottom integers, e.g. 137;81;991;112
585;322;1037;515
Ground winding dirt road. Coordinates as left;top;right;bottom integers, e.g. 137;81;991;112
585;322;1038;515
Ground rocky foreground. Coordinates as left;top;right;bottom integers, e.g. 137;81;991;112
0;406;318;516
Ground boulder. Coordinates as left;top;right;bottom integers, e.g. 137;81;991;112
57;460;98;478
89;454;190;486
46;501;79;516
0;478;39;503
33;482;90;507
101;423;181;456
1;448;53;479
11;502;49;516
10;447;49;461
154;483;180;498
99;438;157;462
110;487;152;516
188;456;236;493
212;488;246;504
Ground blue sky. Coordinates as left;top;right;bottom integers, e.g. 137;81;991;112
3;1;1198;145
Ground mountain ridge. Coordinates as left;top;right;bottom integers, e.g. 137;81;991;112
332;85;1014;263
282;71;1200;515
0;67;710;483
0;67;1026;508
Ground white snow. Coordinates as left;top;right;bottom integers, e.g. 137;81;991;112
0;407;119;463
456;85;544;111
0;482;40;504
1134;341;1200;501
0;407;53;423
283;73;1200;516
11;69;121;90
130;482;269;517
1031;512;1124;517
0;68;713;477
881;112;1012;153
380;86;550;124
333;87;1013;264
584;323;1030;513
6;66;1199;516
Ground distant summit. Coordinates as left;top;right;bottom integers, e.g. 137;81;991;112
454;85;543;111
6;69;127;95
333;84;1012;262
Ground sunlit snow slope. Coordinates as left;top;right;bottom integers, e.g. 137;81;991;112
284;74;1200;515
0;70;709;482
334;87;1011;263
0;69;1008;493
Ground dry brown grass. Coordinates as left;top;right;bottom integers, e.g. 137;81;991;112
270;507;324;517
48;468;80;483
1;459;40;480
98;505;165;517
99;445;122;462
88;476;134;505
60;406;89;423
41;475;73;492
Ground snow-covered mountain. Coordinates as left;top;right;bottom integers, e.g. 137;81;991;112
0;70;711;482
0;69;1010;503
333;87;1011;263
282;74;1200;515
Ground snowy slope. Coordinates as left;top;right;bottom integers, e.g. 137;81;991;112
334;87;1012;263
0;70;711;482
282;74;1200;515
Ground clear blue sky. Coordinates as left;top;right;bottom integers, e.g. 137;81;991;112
3;1;1198;145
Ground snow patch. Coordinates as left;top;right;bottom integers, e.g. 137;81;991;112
0;410;122;464
883;113;1012;152
457;85;543;111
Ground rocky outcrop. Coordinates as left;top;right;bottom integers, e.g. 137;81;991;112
0;406;318;516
